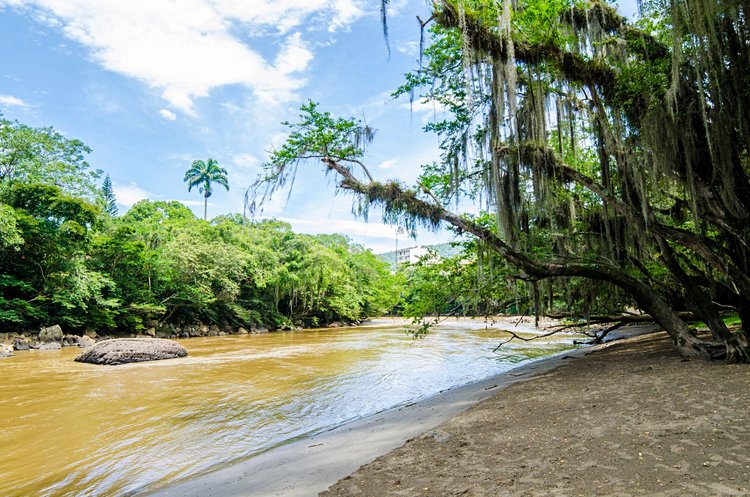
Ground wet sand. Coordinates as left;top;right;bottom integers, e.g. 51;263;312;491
322;332;750;497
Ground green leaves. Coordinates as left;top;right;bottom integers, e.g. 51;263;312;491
184;158;229;220
0;118;101;199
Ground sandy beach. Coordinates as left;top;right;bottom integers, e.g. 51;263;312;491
322;332;750;496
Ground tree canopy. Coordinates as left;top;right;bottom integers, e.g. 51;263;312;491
0;122;401;335
254;0;750;361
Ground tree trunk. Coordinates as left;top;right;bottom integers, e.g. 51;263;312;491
203;195;208;221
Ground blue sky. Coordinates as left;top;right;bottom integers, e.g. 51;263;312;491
0;0;636;253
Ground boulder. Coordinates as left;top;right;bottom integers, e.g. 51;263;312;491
39;342;62;350
0;343;13;358
238;327;249;334
13;338;30;351
84;330;98;339
74;338;188;365
143;327;156;337
62;335;79;347
39;324;63;343
78;335;96;348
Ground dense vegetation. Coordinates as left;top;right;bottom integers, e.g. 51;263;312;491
252;0;750;360
0;117;401;335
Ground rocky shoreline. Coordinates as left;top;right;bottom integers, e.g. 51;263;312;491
0;320;360;359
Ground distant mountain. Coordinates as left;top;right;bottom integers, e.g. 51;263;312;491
377;242;464;271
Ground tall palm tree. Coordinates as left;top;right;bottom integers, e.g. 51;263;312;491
183;158;229;220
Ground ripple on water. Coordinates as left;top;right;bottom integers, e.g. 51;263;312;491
0;321;582;497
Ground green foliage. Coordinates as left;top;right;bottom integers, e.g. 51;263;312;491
101;174;118;217
247;101;376;218
0;118;401;334
184;158;229;220
0;118;101;198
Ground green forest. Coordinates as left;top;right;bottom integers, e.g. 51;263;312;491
0;119;401;335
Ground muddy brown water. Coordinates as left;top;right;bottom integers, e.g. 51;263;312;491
0;318;579;497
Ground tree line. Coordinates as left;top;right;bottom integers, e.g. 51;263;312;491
0;117;401;334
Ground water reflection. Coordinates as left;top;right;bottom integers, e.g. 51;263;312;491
0;318;579;496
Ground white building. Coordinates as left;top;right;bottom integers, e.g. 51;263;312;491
395;245;430;266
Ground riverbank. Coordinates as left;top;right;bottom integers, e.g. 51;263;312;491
145;332;587;497
322;332;750;496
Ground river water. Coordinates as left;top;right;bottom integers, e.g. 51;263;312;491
0;318;579;497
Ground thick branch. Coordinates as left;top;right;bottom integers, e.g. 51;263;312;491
320;156;720;359
496;142;750;298
435;1;617;89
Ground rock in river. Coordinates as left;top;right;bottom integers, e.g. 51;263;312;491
39;324;63;343
74;338;187;365
0;343;13;358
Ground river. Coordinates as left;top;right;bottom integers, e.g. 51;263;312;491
0;318;579;497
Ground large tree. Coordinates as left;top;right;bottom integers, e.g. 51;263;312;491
251;0;750;361
0;118;101;198
184;158;229;221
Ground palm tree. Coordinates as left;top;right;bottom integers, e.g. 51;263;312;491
183;158;229;221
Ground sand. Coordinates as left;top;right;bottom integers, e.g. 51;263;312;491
321;332;750;497
145;335;586;497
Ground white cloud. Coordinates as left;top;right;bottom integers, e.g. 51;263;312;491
113;182;151;207
232;153;259;168
8;0;368;113
159;109;177;121
0;94;28;107
396;40;419;57
376;157;400;170
281;216;402;239
179;199;216;207
400;98;446;114
274;33;313;76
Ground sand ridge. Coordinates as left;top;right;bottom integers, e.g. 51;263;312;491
321;333;750;496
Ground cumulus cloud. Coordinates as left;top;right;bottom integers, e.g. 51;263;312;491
113;182;152;207
0;94;28;107
6;0;366;113
159;109;177;121
376;158;400;170
232;153;259;168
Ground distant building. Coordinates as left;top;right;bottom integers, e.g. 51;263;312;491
395;245;430;266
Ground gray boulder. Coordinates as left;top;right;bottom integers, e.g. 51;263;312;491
78;335;96;348
13;338;30;351
0;343;13;358
39;324;63;343
39;342;62;350
74;338;187;365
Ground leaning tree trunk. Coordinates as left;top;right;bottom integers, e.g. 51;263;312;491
325;158;748;361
